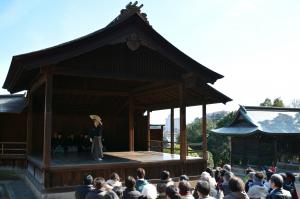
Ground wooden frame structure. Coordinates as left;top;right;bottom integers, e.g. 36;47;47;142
2;3;231;193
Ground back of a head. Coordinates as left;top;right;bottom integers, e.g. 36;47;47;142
228;177;245;192
160;170;170;181
141;184;157;199
223;164;231;172
270;174;283;188
245;167;255;175
84;174;94;185
110;172;120;181
196;180;210;197
94;177;106;189
166;185;181;199
253;172;264;184
200;171;211;182
137;168;146;179
205;168;214;178
125;176;136;189
179;175;189;181
178;180;191;195
248;172;255;180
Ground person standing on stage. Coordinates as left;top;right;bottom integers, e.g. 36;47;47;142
89;115;104;161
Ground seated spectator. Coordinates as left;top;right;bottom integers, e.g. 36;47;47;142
86;177;106;199
157;170;174;199
245;172;255;192
75;174;94;199
123;176;141;199
112;186;123;199
205;168;215;178
107;172;122;188
221;172;234;196
285;172;298;199
247;172;268;199
136;168;148;192
53;133;65;153
78;133;85;152
195;180;215;199
178;180;193;199
263;169;274;192
267;174;291;199
141;184;157;199
52;133;59;151
66;133;78;152
224;177;249;199
223;164;231;172
165;185;181;199
200;171;218;198
179;175;189;181
104;191;119;199
82;134;92;152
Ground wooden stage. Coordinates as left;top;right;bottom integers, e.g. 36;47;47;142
26;151;206;192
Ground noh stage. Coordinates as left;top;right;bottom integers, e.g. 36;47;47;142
27;151;205;192
2;2;231;195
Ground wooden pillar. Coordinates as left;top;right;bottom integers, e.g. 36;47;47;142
147;110;151;151
26;94;33;154
160;125;164;152
202;104;208;160
170;108;175;154
42;72;53;169
273;137;277;165
179;84;187;161
129;96;134;151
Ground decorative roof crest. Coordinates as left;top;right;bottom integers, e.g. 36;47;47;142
107;1;149;27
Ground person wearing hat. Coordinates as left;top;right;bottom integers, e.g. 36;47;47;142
89;115;104;161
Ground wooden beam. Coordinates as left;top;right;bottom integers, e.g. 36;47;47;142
170;108;175;154
29;74;46;94
202;104;208;160
129;96;134;151
53;67;179;83
147;110;151;151
179;84;187;161
26;94;33;154
42;70;53;169
54;89;129;97
133;85;178;97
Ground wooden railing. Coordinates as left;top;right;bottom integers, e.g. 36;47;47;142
149;140;203;156
0;142;27;156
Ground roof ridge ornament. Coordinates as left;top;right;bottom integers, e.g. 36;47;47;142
107;1;149;27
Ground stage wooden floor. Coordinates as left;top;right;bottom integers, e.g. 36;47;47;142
26;151;205;190
28;151;201;168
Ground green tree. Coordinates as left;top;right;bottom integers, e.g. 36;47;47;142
260;98;272;107
208;111;236;166
260;97;285;107
273;97;284;107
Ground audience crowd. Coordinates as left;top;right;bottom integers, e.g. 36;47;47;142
75;165;298;199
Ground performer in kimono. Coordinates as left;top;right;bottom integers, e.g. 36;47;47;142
89;115;104;161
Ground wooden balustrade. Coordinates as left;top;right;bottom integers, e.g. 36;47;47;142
0;142;27;156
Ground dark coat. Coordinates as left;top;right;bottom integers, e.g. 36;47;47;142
267;188;292;199
85;189;106;199
122;188;141;199
224;191;249;199
75;185;94;199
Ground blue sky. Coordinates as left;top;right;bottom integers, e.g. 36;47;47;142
1;0;300;123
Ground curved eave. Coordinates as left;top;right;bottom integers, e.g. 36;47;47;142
210;127;258;136
3;13;224;93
